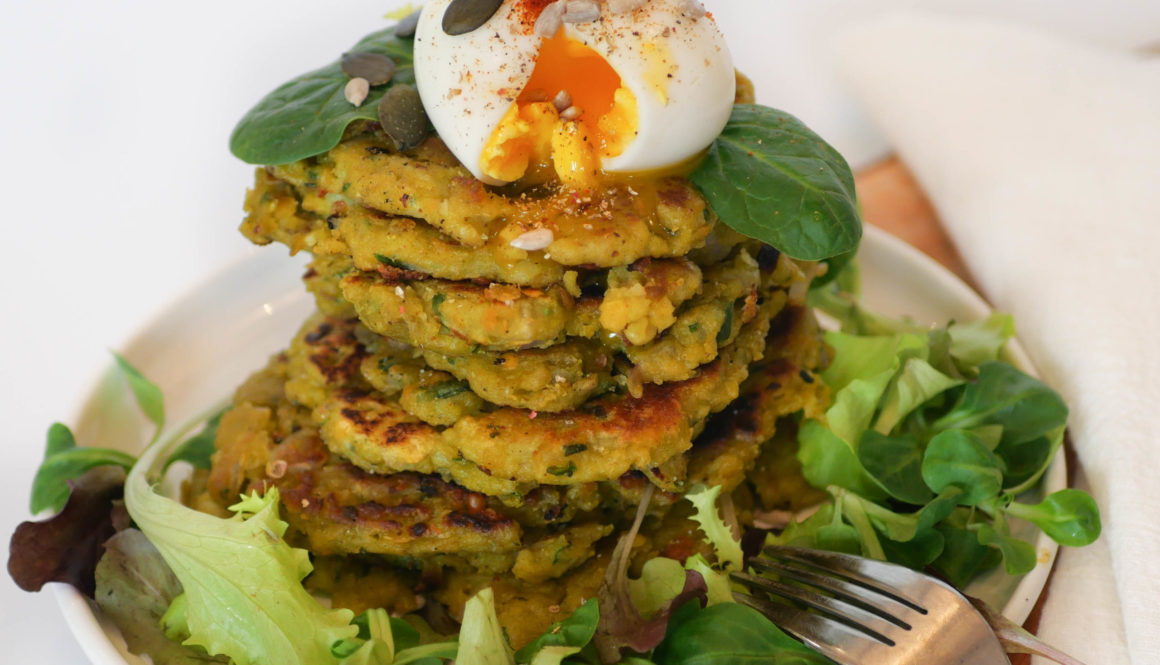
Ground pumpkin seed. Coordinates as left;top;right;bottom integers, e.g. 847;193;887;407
340;52;397;86
442;0;504;36
395;9;422;38
377;84;429;151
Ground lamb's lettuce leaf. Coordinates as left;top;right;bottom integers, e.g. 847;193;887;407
652;603;831;665
456;588;514;665
780;281;1098;584
512;599;598;664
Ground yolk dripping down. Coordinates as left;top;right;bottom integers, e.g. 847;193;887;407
480;30;638;189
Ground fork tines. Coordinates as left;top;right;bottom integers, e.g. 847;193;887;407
731;546;930;649
732;545;1012;665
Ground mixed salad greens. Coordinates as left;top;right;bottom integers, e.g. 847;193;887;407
9;261;1099;665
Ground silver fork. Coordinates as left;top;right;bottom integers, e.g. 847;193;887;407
731;545;1011;665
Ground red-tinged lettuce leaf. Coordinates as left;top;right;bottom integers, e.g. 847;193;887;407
8;466;125;596
593;486;709;662
94;529;227;664
595;567;708;662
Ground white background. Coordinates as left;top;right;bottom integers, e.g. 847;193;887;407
1;1;1156;663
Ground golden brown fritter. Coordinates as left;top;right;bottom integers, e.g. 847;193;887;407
289;249;795;414
272;135;716;262
332;256;704;354
287;300;767;497
243;167;730;291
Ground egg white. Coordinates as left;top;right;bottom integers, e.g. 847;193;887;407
414;0;735;183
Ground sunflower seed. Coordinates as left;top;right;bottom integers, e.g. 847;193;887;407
340;52;397;85
534;1;565;37
344;77;371;107
560;105;583;120
562;0;601;23
442;0;504;35
395;8;422;38
378;84;429;151
510;228;555;251
552;89;572;112
608;0;649;13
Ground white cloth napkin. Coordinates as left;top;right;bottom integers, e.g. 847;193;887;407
831;15;1160;665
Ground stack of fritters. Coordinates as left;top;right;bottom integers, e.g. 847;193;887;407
198;122;830;642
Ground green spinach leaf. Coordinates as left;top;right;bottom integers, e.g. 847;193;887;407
690;105;862;261
230;25;415;165
654;603;830;665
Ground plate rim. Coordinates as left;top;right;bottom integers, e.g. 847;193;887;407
52;225;1064;664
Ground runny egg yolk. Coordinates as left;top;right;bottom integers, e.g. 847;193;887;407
479;30;638;190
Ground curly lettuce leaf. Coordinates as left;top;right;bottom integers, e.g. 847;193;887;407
683;555;732;606
684;485;743;571
124;439;358;665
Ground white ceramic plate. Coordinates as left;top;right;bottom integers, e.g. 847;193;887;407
55;225;1064;664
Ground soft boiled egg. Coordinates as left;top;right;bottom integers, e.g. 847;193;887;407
414;0;735;189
